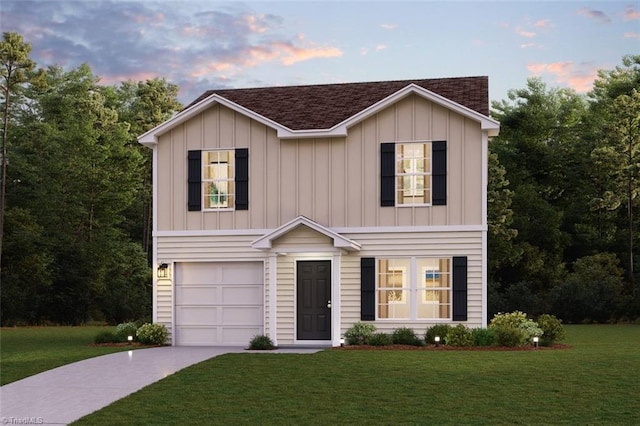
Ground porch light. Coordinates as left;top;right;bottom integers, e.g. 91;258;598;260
435;336;441;347
157;263;169;279
533;336;539;349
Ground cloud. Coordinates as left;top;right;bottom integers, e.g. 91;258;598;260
375;44;386;51
527;61;598;92
520;43;537;49
534;19;552;28
380;23;396;30
518;29;537;38
624;32;640;39
624;6;640;20
577;8;611;24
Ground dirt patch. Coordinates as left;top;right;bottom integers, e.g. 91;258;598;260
333;344;571;351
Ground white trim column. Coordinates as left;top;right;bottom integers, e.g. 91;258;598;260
332;251;342;347
268;253;278;346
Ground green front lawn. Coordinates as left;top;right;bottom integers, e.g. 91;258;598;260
0;326;138;385
75;325;640;425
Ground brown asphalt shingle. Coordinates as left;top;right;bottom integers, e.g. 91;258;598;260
186;76;489;131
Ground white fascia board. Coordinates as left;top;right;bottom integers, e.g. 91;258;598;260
251;216;361;252
138;84;500;145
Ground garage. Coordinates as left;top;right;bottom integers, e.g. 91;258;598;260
174;262;264;346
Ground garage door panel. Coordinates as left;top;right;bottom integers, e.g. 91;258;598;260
222;306;262;325
175;262;264;346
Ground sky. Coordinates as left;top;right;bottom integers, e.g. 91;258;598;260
1;1;638;106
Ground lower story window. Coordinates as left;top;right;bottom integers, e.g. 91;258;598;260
377;257;451;320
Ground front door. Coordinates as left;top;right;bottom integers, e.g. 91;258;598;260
297;260;331;340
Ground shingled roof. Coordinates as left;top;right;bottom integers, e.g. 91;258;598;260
186;76;490;131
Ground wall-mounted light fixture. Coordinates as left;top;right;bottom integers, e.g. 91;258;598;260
157;262;169;279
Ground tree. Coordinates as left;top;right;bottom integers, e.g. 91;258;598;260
0;32;36;265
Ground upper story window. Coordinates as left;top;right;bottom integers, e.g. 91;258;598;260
397;143;431;205
187;148;248;212
381;141;446;207
203;150;235;209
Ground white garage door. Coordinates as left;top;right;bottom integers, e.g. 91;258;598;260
175;262;264;346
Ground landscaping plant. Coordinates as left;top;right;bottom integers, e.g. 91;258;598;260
536;314;566;346
424;324;452;344
368;332;393;346
391;327;423;346
248;335;275;350
136;323;168;345
344;322;376;345
445;324;473;347
115;322;138;342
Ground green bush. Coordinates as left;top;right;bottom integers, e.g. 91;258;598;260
368;332;393;346
344;322;377;345
248;335;275;350
493;325;525;347
490;311;543;345
424;324;452;344
94;330;119;344
136;323;168;345
115;322;138;342
537;314;566;346
392;327;423;346
445;324;473;347
471;327;497;346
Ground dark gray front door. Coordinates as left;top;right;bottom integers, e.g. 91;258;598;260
297;260;331;340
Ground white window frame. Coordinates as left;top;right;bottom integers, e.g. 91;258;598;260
376;257;452;321
396;142;432;206
202;149;235;211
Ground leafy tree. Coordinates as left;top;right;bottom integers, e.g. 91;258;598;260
0;32;37;264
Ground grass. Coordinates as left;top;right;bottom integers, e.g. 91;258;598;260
74;325;640;425
0;326;140;385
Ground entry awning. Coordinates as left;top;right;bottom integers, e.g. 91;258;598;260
251;216;361;252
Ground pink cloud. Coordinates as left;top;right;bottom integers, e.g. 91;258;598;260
99;71;160;86
275;42;343;66
244;14;269;33
380;23;396;30
624;32;640;39
534;19;552;28
518;29;536;38
527;61;598;92
624;6;640;20
375;44;386;51
520;42;537;49
577;8;611;23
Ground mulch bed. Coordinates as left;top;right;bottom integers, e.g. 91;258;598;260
333;344;571;351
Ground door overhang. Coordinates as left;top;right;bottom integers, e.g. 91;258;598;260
251;216;361;252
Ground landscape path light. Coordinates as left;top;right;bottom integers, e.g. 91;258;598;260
533;336;539;349
435;336;441;347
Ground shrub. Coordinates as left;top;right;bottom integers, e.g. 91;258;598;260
537;314;566;346
493;326;525;347
490;311;543;345
392;327;423;346
136;323;168;345
248;335;275;350
445;324;473;347
94;331;119;344
344;322;377;345
115;322;138;342
368;332;393;346
424;324;452;345
471;328;497;346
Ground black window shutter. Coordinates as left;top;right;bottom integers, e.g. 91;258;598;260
452;256;468;321
380;143;395;207
361;257;376;321
235;148;249;210
187;150;202;211
432;141;447;205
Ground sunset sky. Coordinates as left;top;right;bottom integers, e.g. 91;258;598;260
2;1;638;105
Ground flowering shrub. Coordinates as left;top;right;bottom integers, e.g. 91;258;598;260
115;322;138;342
445;324;473;347
490;311;543;346
344;322;377;345
136;323;169;345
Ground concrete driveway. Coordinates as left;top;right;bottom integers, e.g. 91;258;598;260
0;346;321;425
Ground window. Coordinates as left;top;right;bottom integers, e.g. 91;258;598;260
380;141;445;207
397;143;431;205
377;257;451;320
203;150;235;209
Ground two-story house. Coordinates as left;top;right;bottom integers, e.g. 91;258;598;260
138;77;500;346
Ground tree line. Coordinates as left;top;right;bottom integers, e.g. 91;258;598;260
1;32;638;325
